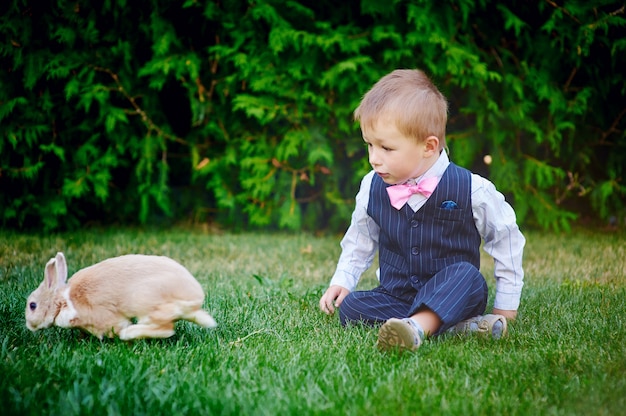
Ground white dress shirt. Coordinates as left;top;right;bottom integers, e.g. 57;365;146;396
329;151;526;311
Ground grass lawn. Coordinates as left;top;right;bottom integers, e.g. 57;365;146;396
1;227;625;415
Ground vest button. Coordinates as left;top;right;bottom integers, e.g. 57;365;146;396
411;220;419;228
410;275;419;283
411;246;419;255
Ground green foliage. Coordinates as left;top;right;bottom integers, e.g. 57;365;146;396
1;0;624;232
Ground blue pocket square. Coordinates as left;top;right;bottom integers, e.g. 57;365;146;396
440;200;458;210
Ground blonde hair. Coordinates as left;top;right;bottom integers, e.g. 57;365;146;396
354;69;448;148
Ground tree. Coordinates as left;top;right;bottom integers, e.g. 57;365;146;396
1;0;624;232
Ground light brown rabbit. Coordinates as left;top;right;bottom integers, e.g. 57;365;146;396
25;252;217;340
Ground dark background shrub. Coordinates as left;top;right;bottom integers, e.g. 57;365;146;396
1;0;624;232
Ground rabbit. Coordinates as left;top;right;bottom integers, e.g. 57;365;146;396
25;252;217;340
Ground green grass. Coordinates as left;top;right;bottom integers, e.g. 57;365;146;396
1;227;625;415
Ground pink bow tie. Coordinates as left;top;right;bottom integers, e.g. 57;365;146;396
386;176;439;210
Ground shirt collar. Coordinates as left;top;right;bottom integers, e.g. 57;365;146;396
406;150;450;185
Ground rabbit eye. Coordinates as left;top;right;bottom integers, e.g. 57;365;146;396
29;302;37;311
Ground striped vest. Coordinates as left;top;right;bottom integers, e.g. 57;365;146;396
367;163;481;301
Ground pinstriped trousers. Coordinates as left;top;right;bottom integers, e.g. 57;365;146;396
338;261;488;334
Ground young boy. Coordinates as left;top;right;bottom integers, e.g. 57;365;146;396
319;69;525;352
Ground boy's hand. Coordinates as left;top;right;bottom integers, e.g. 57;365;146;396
492;308;517;321
319;285;350;315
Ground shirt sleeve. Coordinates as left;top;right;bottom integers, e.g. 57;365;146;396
329;171;380;292
471;174;526;311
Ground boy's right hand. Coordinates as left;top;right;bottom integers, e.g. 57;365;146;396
319;285;350;315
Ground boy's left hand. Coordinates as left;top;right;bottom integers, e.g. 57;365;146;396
492;308;517;321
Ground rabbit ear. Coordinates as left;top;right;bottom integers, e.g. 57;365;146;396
44;253;68;290
54;252;68;286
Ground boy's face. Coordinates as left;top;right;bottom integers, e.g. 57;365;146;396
362;119;438;185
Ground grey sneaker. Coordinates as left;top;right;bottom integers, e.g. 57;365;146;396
377;318;424;352
447;314;508;339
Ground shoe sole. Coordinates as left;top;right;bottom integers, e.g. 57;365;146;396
377;318;421;352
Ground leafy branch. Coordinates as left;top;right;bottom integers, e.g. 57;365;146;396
91;65;187;146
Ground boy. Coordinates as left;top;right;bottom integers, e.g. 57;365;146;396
319;69;525;352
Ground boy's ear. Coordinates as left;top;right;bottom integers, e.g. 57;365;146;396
424;136;440;156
